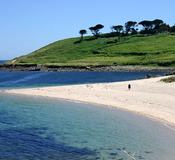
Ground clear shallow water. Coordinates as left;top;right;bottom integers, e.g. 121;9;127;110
0;94;175;160
0;71;173;159
0;71;166;88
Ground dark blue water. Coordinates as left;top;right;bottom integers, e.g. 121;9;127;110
0;60;7;64
0;71;166;88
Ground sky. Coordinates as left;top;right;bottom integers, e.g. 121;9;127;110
0;0;175;60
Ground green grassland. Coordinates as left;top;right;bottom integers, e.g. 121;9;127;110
11;33;175;67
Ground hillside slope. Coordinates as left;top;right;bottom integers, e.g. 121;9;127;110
11;34;175;67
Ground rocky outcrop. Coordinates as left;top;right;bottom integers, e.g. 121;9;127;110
0;64;175;73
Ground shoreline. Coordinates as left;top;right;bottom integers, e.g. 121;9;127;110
4;91;175;131
0;64;175;72
3;76;175;127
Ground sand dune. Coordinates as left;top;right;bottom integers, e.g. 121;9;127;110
4;76;175;126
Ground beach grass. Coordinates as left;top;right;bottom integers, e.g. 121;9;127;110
161;76;175;83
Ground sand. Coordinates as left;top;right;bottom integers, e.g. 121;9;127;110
3;76;175;126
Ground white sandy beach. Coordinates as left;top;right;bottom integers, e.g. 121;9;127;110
3;76;175;126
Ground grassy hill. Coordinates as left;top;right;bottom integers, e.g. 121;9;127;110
11;33;175;67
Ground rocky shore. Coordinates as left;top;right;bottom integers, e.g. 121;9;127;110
0;63;175;72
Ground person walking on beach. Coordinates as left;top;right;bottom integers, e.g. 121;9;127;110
128;84;131;90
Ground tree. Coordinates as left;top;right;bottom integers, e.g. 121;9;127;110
139;20;154;30
111;25;124;40
139;19;164;34
125;21;137;34
151;19;164;33
89;24;104;38
112;25;123;34
170;25;175;32
158;23;170;33
79;29;87;41
152;19;164;29
139;20;155;34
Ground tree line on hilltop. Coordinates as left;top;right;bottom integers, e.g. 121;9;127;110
78;19;175;41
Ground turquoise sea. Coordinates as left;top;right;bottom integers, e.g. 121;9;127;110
0;71;175;160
